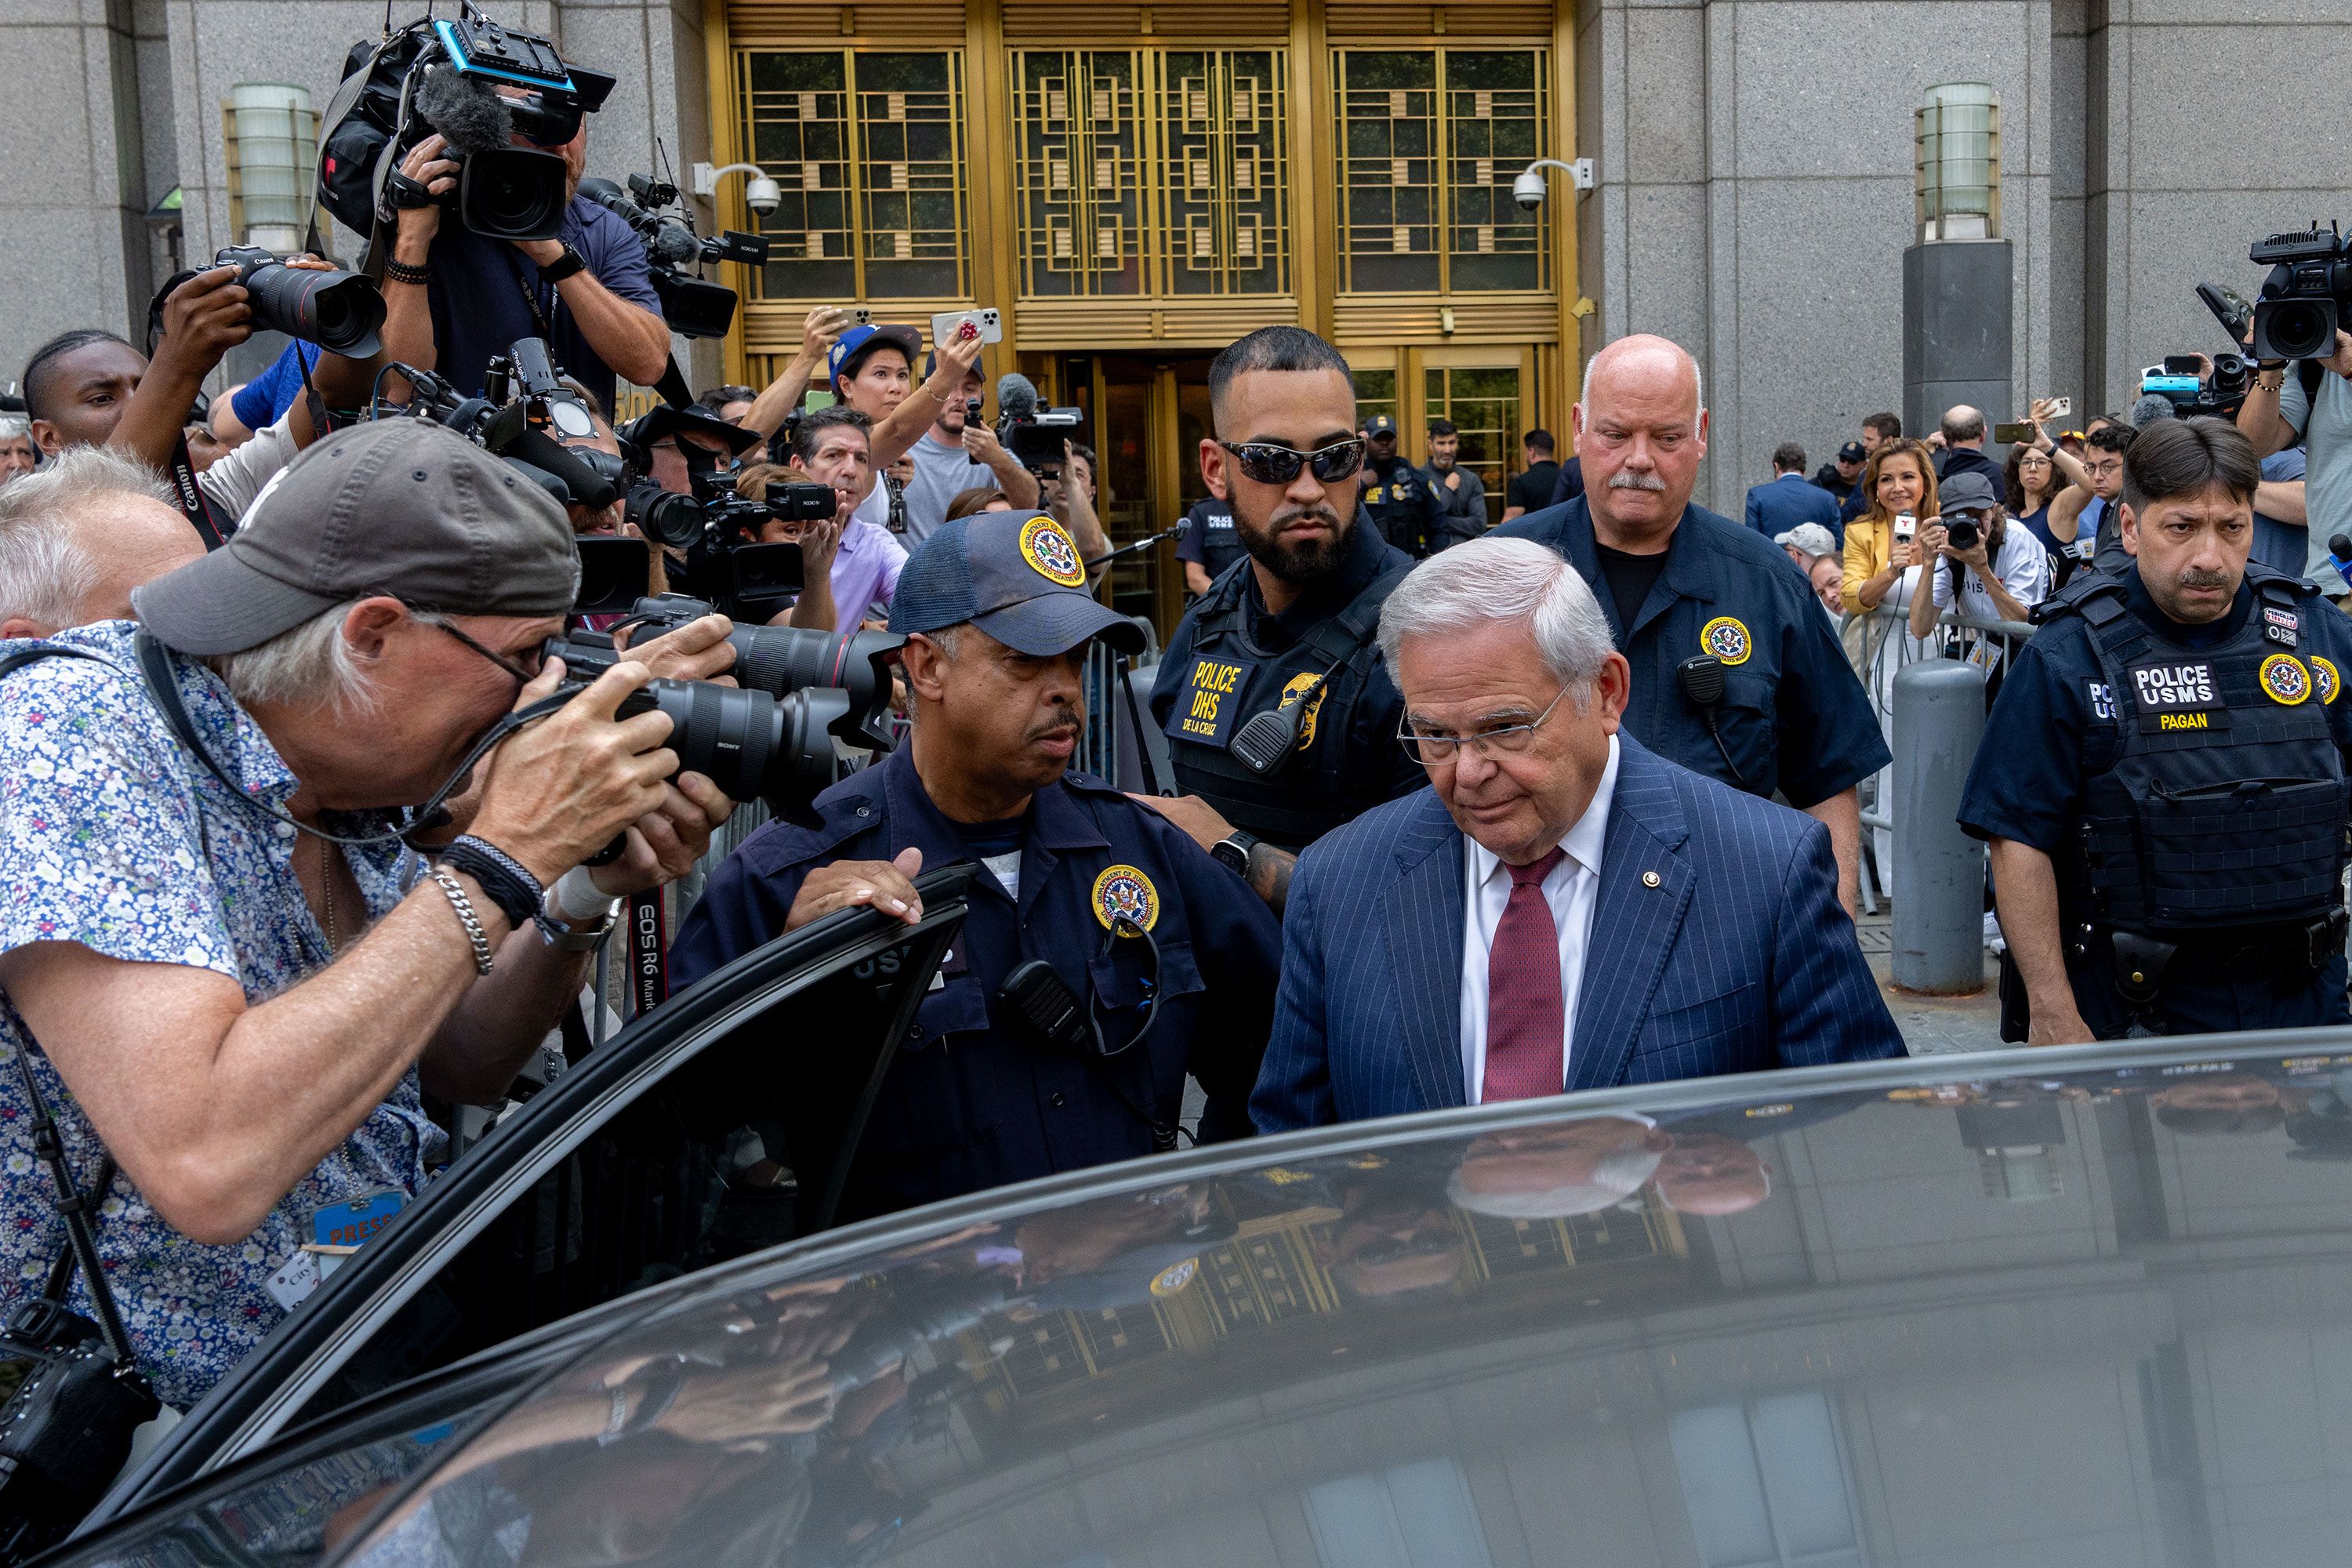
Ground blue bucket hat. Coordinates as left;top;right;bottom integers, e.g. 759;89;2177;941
889;510;1145;658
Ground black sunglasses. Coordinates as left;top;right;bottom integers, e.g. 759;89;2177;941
1217;436;1367;486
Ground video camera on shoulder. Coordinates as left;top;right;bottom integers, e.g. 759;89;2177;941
2247;222;2351;361
320;2;615;248
577;174;770;340
993;371;1086;475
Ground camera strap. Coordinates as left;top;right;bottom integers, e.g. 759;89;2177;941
9;1017;137;1368
165;434;231;551
503;250;558;343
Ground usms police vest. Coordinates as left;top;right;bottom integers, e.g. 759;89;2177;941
2051;561;2350;946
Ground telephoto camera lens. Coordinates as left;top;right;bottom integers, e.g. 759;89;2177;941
1947;517;1981;551
625;480;706;549
216;248;386;358
608;678;842;807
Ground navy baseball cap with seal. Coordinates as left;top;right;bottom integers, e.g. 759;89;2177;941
889;510;1145;658
828;323;924;394
1838;440;1867;463
1363;414;1399;437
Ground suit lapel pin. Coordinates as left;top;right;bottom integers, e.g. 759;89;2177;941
1642;870;1662;888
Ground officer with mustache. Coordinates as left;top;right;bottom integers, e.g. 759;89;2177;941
1961;417;2352;1043
1498;334;1887;915
671;510;1282;1221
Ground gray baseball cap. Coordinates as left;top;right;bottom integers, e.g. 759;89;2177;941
1938;470;2001;514
888;510;1144;658
134;419;580;655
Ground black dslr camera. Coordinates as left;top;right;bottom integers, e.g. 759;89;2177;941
2249;223;2352;361
544;595;904;811
372;338;617;518
579;175;770;340
210;246;385;357
0;1300;158;1561
319;3;615;245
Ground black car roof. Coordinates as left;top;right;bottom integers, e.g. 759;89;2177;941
254;1029;2352;1568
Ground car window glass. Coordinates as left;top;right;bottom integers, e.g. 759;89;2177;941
280;919;954;1434
45;1350;561;1568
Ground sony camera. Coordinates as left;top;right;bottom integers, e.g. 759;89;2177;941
621;467;835;622
579;174;770;340
319;4;615;246
545;595;905;810
2249;223;2352;361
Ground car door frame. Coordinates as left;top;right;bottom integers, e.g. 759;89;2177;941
88;865;976;1522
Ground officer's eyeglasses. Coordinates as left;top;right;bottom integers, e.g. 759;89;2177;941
1399;686;1572;765
1217;437;1367;486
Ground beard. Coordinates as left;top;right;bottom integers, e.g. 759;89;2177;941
1235;499;1349;583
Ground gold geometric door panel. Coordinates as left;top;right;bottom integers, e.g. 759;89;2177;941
735;49;969;301
1333;49;1550;295
1012;49;1290;299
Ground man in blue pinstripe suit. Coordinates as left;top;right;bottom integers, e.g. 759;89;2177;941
1252;538;1903;1133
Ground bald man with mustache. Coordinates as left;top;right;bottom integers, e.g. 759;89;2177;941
1497;335;1887;913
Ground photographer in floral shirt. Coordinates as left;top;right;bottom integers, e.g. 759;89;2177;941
0;420;739;1409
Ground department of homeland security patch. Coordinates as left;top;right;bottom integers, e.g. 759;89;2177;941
1700;615;1752;666
2259;652;2312;706
1018;514;1087;587
1091;864;1160;935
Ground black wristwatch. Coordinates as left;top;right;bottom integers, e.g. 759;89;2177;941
1210;829;1259;877
539;242;587;282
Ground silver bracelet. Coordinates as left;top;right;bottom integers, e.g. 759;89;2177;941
430;869;496;975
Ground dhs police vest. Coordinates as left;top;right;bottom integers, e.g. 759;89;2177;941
1163;563;1407;850
2056;565;2350;939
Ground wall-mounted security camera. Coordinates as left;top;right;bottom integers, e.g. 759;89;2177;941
1511;158;1598;211
745;175;782;216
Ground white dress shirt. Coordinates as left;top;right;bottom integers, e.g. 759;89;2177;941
1457;735;1619;1105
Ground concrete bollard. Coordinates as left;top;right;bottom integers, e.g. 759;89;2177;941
1892;658;1988;994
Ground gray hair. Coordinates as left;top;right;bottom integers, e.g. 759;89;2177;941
0;445;174;630
207;600;458;715
1377;537;1617;709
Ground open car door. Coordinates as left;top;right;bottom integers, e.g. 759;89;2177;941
84;865;978;1525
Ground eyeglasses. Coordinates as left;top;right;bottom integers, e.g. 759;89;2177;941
1398;685;1572;764
1216;436;1367;486
432;617;546;686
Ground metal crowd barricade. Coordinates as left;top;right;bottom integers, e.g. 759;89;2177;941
1842;600;2037;917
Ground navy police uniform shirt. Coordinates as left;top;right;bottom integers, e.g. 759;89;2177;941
1496;496;1889;808
1958;566;2352;1033
426;196;664;417
670;745;1283;1221
1174;496;1248;583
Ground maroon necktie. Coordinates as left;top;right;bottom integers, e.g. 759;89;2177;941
1483;848;1567;1102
